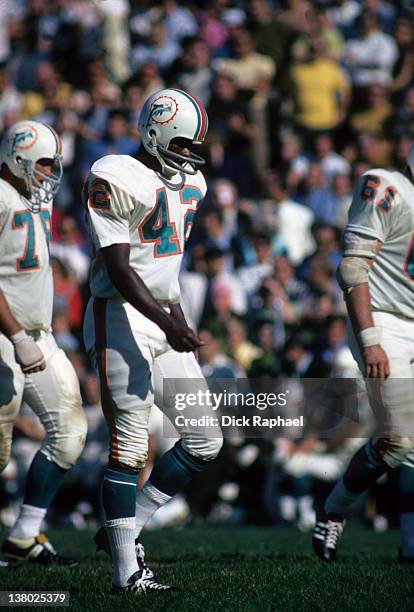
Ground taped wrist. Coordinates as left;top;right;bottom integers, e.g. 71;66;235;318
336;256;370;291
10;329;27;344
359;327;380;347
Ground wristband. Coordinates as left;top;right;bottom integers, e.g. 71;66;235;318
10;330;27;344
359;327;380;347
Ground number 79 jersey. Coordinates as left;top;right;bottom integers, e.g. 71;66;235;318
85;155;206;303
344;168;414;319
0;178;52;331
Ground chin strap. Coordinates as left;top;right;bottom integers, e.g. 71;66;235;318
150;133;172;176
149;133;205;177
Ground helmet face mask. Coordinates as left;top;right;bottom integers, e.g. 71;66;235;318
0;120;63;213
139;88;208;177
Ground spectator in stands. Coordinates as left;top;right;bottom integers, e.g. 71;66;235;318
302;162;340;226
259;171;314;266
81;108;136;174
0;62;21;130
314;134;351;183
290;35;350;141
216;29;276;173
132;18;181;73
172;38;214;107
344;9;398;109
207;73;256;195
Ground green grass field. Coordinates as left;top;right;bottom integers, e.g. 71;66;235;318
0;526;412;612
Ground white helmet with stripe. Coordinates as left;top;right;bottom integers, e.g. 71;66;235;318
0;120;63;212
138;88;208;176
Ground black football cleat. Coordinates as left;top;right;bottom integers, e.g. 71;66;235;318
2;534;77;566
112;568;171;593
312;516;345;562
95;527;159;582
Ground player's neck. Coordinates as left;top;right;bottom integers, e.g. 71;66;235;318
134;147;162;173
403;166;414;186
0;165;29;198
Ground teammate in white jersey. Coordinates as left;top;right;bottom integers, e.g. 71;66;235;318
313;144;414;562
83;89;223;592
0;121;87;566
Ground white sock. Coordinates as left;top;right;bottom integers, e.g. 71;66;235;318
135;482;171;538
105;517;138;587
400;513;414;557
325;479;359;517
9;504;47;540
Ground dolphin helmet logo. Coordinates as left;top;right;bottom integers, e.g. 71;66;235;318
10;125;39;154
146;95;178;127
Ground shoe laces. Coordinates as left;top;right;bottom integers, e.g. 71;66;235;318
326;520;343;549
136;543;154;579
129;568;170;592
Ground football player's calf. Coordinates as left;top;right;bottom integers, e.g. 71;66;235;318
313;436;414;562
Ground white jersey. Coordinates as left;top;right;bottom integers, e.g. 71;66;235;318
0;178;53;331
85;155;207;303
344;168;414;319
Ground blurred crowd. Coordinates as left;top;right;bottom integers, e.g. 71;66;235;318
0;0;413;532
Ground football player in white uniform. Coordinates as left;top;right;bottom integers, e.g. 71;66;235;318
83;89;223;592
313;143;414;562
0;121;87;565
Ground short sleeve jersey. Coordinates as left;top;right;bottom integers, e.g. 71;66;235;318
344;168;414;318
0;178;53;331
85;155;207;303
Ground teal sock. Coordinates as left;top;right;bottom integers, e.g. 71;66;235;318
325;441;387;517
102;468;138;520
23;451;67;508
149;441;206;496
325;478;359;518
398;464;414;557
343;441;387;494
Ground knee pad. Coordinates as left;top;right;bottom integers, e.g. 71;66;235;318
372;436;414;469
108;434;148;472
182;430;223;462
42;403;87;470
0;423;13;473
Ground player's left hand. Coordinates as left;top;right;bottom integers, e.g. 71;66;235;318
11;331;46;374
362;344;390;381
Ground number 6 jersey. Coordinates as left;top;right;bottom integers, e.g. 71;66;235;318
85;154;206;303
344;168;414;319
0;178;52;331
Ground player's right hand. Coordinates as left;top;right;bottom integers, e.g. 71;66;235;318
11;332;46;374
362;345;390;381
164;320;204;353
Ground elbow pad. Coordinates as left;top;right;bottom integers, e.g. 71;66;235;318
336;257;370;291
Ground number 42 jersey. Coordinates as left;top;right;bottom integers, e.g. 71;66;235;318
85;155;206;303
344;168;414;319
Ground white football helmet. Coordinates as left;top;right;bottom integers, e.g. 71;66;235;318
0;120;63;212
138;88;208;176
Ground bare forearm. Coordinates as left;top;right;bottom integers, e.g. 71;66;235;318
345;283;375;336
169;302;187;325
0;289;22;338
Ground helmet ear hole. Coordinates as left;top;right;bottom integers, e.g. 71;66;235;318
149;129;156;137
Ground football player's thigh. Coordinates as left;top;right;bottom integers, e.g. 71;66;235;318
366;316;413;435
0;335;24;420
100;303;155;468
22;347;86;467
153;350;221;446
0;336;24;471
